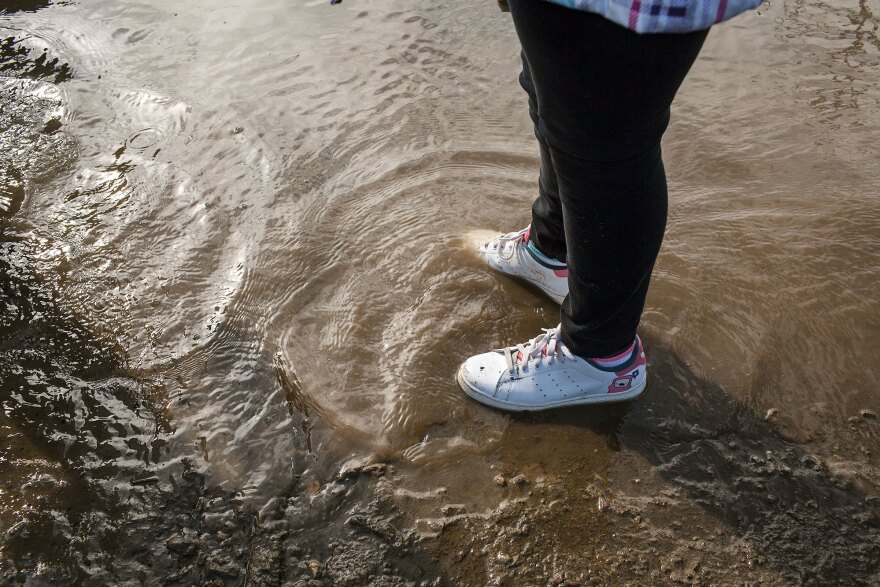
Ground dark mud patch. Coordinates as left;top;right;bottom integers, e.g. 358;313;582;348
0;2;59;16
1;190;442;585
1;233;155;582
1;35;73;83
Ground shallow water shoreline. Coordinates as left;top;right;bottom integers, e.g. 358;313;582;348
2;0;880;584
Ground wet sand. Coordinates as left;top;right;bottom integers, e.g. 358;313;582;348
2;0;879;584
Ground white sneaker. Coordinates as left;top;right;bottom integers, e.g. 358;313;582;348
457;326;647;412
478;226;568;304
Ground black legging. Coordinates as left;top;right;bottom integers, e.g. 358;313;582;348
508;0;709;357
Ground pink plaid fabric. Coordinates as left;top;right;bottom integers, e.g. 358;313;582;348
544;0;761;33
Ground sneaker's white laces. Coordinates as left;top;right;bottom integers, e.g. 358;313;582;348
490;227;528;261
501;326;574;374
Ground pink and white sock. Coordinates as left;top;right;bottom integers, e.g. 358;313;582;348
590;340;637;368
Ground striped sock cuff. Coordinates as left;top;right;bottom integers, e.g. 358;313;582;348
590;340;637;367
525;239;566;269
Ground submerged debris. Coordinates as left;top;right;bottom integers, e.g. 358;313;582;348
336;456;388;481
347;514;404;547
166;532;198;556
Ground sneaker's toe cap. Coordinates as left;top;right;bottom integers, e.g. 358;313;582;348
477;244;500;265
458;351;507;399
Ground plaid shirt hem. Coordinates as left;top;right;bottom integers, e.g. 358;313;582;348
544;0;761;33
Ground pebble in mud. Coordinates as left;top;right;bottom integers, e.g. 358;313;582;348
205;556;240;578
336;457;388;481
764;408;779;421
494;475;506;487
166;532;199;556
362;463;387;477
346;514;403;547
861;409;878;420
307;559;322;578
441;504;467;516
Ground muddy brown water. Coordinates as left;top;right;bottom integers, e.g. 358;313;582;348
2;0;879;585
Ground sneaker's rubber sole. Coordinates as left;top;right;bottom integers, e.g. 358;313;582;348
465;230;568;304
485;258;567;304
456;366;647;412
501;269;566;305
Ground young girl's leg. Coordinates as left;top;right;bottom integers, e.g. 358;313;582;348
508;0;708;357
520;51;567;263
458;1;709;411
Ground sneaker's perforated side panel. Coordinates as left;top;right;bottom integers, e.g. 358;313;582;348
478;228;569;304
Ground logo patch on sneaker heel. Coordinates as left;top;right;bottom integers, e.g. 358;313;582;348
608;370;640;394
608;376;634;393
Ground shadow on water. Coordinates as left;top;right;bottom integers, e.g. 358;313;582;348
519;338;880;584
